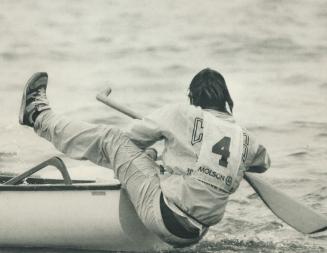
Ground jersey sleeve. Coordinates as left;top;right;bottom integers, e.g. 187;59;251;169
243;130;271;173
247;144;271;173
126;118;162;149
125;104;176;149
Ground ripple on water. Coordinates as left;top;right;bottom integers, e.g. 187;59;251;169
303;186;327;203
282;73;315;86
287;151;308;157
176;238;326;253
292;121;327;129
316;132;327;138
320;82;327;88
0;152;17;158
0;240;325;253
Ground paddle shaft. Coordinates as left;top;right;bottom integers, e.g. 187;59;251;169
96;88;142;120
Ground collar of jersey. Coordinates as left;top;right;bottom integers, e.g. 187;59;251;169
204;109;236;123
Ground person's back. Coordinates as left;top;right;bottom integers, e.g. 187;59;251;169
127;68;271;227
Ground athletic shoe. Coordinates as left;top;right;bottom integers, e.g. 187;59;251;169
19;72;51;127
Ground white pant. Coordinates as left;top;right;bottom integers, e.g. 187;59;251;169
34;111;202;246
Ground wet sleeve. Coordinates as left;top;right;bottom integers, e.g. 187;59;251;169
243;130;271;173
247;144;271;173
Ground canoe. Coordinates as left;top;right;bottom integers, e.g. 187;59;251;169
0;157;170;251
0;182;169;251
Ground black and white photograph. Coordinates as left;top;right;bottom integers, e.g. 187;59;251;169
0;0;326;252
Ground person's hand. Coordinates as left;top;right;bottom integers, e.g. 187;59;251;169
145;148;158;160
247;166;267;173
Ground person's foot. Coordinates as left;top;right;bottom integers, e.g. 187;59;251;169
19;72;51;127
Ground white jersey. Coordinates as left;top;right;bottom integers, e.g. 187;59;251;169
127;103;270;226
191;112;243;192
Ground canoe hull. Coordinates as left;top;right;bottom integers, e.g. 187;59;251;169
0;184;169;251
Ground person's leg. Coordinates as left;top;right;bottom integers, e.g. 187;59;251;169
34;110;151;215
19;72;201;246
34;110;129;169
34;110;157;204
35;110;198;246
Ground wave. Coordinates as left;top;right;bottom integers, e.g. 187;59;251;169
316;132;327;138
292;121;327;129
247;192;259;199
246;120;327;134
254;221;284;233
208;35;305;59
176;238;326;253
287;151;308;157
0;52;17;61
228;198;249;205
250;38;302;54
282;74;314;86
0;50;34;62
320;82;327;89
245;125;290;133
0;239;324;253
303;186;327;203
0;152;17;158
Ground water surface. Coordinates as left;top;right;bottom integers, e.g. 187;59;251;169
0;0;326;252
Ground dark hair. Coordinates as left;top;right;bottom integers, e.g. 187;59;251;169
188;68;234;113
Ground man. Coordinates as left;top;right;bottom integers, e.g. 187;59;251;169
19;69;270;246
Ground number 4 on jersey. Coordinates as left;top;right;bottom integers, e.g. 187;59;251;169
212;137;231;167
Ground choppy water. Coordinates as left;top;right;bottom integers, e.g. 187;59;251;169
0;0;327;252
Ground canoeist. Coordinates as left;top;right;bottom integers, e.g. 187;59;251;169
19;69;270;246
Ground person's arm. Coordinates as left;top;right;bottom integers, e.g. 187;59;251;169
125;104;177;149
247;144;271;173
243;130;271;173
126;117;163;149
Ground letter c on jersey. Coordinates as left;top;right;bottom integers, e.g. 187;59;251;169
191;117;203;145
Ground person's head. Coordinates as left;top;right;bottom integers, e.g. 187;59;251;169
188;68;234;114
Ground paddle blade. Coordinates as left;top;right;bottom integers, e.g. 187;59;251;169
244;172;327;234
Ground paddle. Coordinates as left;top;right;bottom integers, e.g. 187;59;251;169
96;88;327;234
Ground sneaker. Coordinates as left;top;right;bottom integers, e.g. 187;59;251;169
19;72;51;127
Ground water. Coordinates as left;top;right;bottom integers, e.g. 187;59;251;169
0;0;326;252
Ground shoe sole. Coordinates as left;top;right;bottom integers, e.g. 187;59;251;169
19;72;48;125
